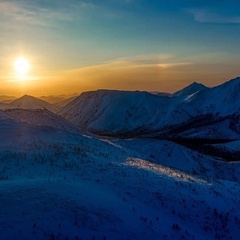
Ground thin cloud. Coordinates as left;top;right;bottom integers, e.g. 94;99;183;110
102;54;177;67
0;0;95;27
0;1;34;20
157;62;192;68
187;8;240;24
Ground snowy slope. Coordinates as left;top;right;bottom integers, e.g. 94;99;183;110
9;95;58;112
115;138;240;181
59;90;185;135
0;120;240;239
185;77;240;116
4;109;80;134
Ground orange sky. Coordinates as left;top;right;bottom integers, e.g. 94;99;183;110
2;53;239;97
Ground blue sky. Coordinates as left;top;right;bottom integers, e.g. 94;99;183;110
0;0;240;95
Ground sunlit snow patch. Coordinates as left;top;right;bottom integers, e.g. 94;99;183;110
124;157;209;184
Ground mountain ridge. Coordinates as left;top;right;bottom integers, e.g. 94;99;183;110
59;77;240;139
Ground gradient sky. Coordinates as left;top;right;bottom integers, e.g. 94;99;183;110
1;0;240;96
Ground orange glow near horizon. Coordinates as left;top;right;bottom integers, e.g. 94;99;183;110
0;54;238;97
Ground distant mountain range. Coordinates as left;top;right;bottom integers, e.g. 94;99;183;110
0;94;76;111
2;77;240;143
0;95;17;103
39;93;78;104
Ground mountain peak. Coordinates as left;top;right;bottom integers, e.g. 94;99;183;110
10;95;57;112
189;81;202;86
21;94;34;99
173;82;208;97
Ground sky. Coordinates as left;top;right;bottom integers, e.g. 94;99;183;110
0;0;240;96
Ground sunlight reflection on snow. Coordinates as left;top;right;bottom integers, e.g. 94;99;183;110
124;157;210;185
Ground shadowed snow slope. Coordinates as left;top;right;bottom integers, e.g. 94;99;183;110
1;119;240;239
4;109;80;134
9;95;57;112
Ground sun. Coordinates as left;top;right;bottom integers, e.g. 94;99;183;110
14;57;30;75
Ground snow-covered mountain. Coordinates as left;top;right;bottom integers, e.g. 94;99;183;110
154;77;240;139
59;89;180;135
59;77;240;140
9;95;58;112
58;88;196;135
184;77;240;116
173;82;208;97
4;109;80;134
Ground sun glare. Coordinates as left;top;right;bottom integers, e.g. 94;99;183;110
14;57;30;76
